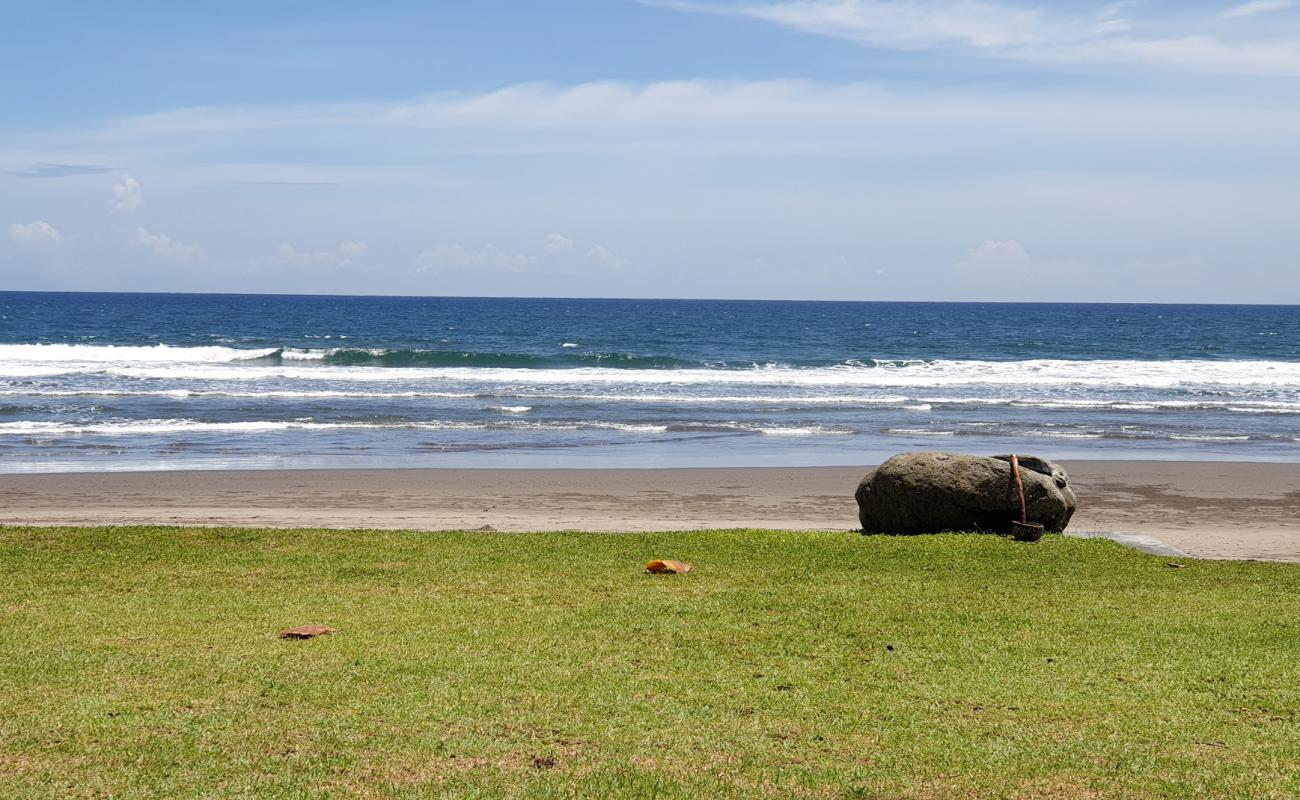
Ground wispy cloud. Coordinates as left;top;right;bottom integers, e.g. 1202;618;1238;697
416;243;538;273
131;227;204;262
3;162;113;179
234;179;343;187
51;79;1300;165
415;234;628;275
111;173;142;213
688;0;1048;50
1220;0;1296;19
585;243;628;269
8;220;63;247
654;0;1300;76
543;233;575;253
265;240;368;268
960;238;1031;270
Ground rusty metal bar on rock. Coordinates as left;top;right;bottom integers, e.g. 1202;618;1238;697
1010;453;1028;525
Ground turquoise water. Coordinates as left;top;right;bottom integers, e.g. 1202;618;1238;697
2;292;1298;471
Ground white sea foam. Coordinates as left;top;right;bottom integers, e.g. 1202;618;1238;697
5;384;1300;418
1019;430;1105;439
756;426;853;437
923;397;1300;414
49;359;1299;391
1169;434;1252;442
0;418;675;437
2;344;1297;456
5;344;1300;390
0;417;1273;446
1225;405;1300;415
604;423;670;433
0;343;279;363
0;388;481;400
279;348;330;360
0;419;342;436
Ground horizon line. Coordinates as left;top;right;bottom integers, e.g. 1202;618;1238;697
0;289;1296;309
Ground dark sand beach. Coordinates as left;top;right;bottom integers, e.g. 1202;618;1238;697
2;460;1297;561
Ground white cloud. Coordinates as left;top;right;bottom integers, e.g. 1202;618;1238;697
268;240;368;268
543;233;575;253
585;243;628;268
1220;0;1295;19
1093;3;1131;35
960;239;1031;270
660;1;1300;77
111;173;142;212
131;227;204;262
64;80;1300;168
416;243;537;272
719;0;1047;50
415;236;621;274
338;240;367;262
8;220;63;247
1063;35;1300;77
1093;18;1130;35
6;74;1298;301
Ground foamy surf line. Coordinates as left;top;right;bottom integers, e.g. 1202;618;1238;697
0;419;855;437
0;343;281;362
8;363;1300;393
4;388;1300;415
2;419;1291;444
2;343;1300;389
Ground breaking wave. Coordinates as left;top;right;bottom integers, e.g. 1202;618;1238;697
4;344;1300;391
0;418;849;438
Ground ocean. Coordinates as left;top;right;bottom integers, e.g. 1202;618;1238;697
2;292;1298;472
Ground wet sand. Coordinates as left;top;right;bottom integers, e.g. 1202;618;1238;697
1;461;1297;561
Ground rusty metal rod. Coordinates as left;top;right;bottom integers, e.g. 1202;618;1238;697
1010;453;1028;525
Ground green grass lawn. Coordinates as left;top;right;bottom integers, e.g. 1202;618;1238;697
2;526;1298;799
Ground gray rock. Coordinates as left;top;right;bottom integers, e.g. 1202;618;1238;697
856;452;1076;535
990;454;1070;488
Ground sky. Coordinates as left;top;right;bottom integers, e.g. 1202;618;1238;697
2;0;1299;302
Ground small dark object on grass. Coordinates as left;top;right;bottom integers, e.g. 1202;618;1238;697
1012;521;1045;542
532;756;556;769
886;644;895;652
1167;562;1187;569
279;625;334;640
645;559;692;574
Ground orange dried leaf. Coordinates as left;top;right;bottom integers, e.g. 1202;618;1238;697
645;559;692;574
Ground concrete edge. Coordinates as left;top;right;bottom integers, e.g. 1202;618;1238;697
1065;530;1189;559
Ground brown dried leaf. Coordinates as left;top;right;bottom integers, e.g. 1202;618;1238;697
279;625;334;640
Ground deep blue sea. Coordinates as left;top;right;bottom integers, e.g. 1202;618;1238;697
2;292;1299;472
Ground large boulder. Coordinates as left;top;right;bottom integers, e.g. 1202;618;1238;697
856;452;1076;535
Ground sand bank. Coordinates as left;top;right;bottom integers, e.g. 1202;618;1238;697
1;461;1297;561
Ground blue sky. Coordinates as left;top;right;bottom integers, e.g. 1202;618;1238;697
3;0;1299;301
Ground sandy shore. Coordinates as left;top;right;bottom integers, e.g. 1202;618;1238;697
1;461;1298;561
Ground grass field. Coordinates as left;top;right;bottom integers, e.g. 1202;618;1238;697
2;526;1298;799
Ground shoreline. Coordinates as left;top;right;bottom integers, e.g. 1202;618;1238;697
2;460;1298;562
